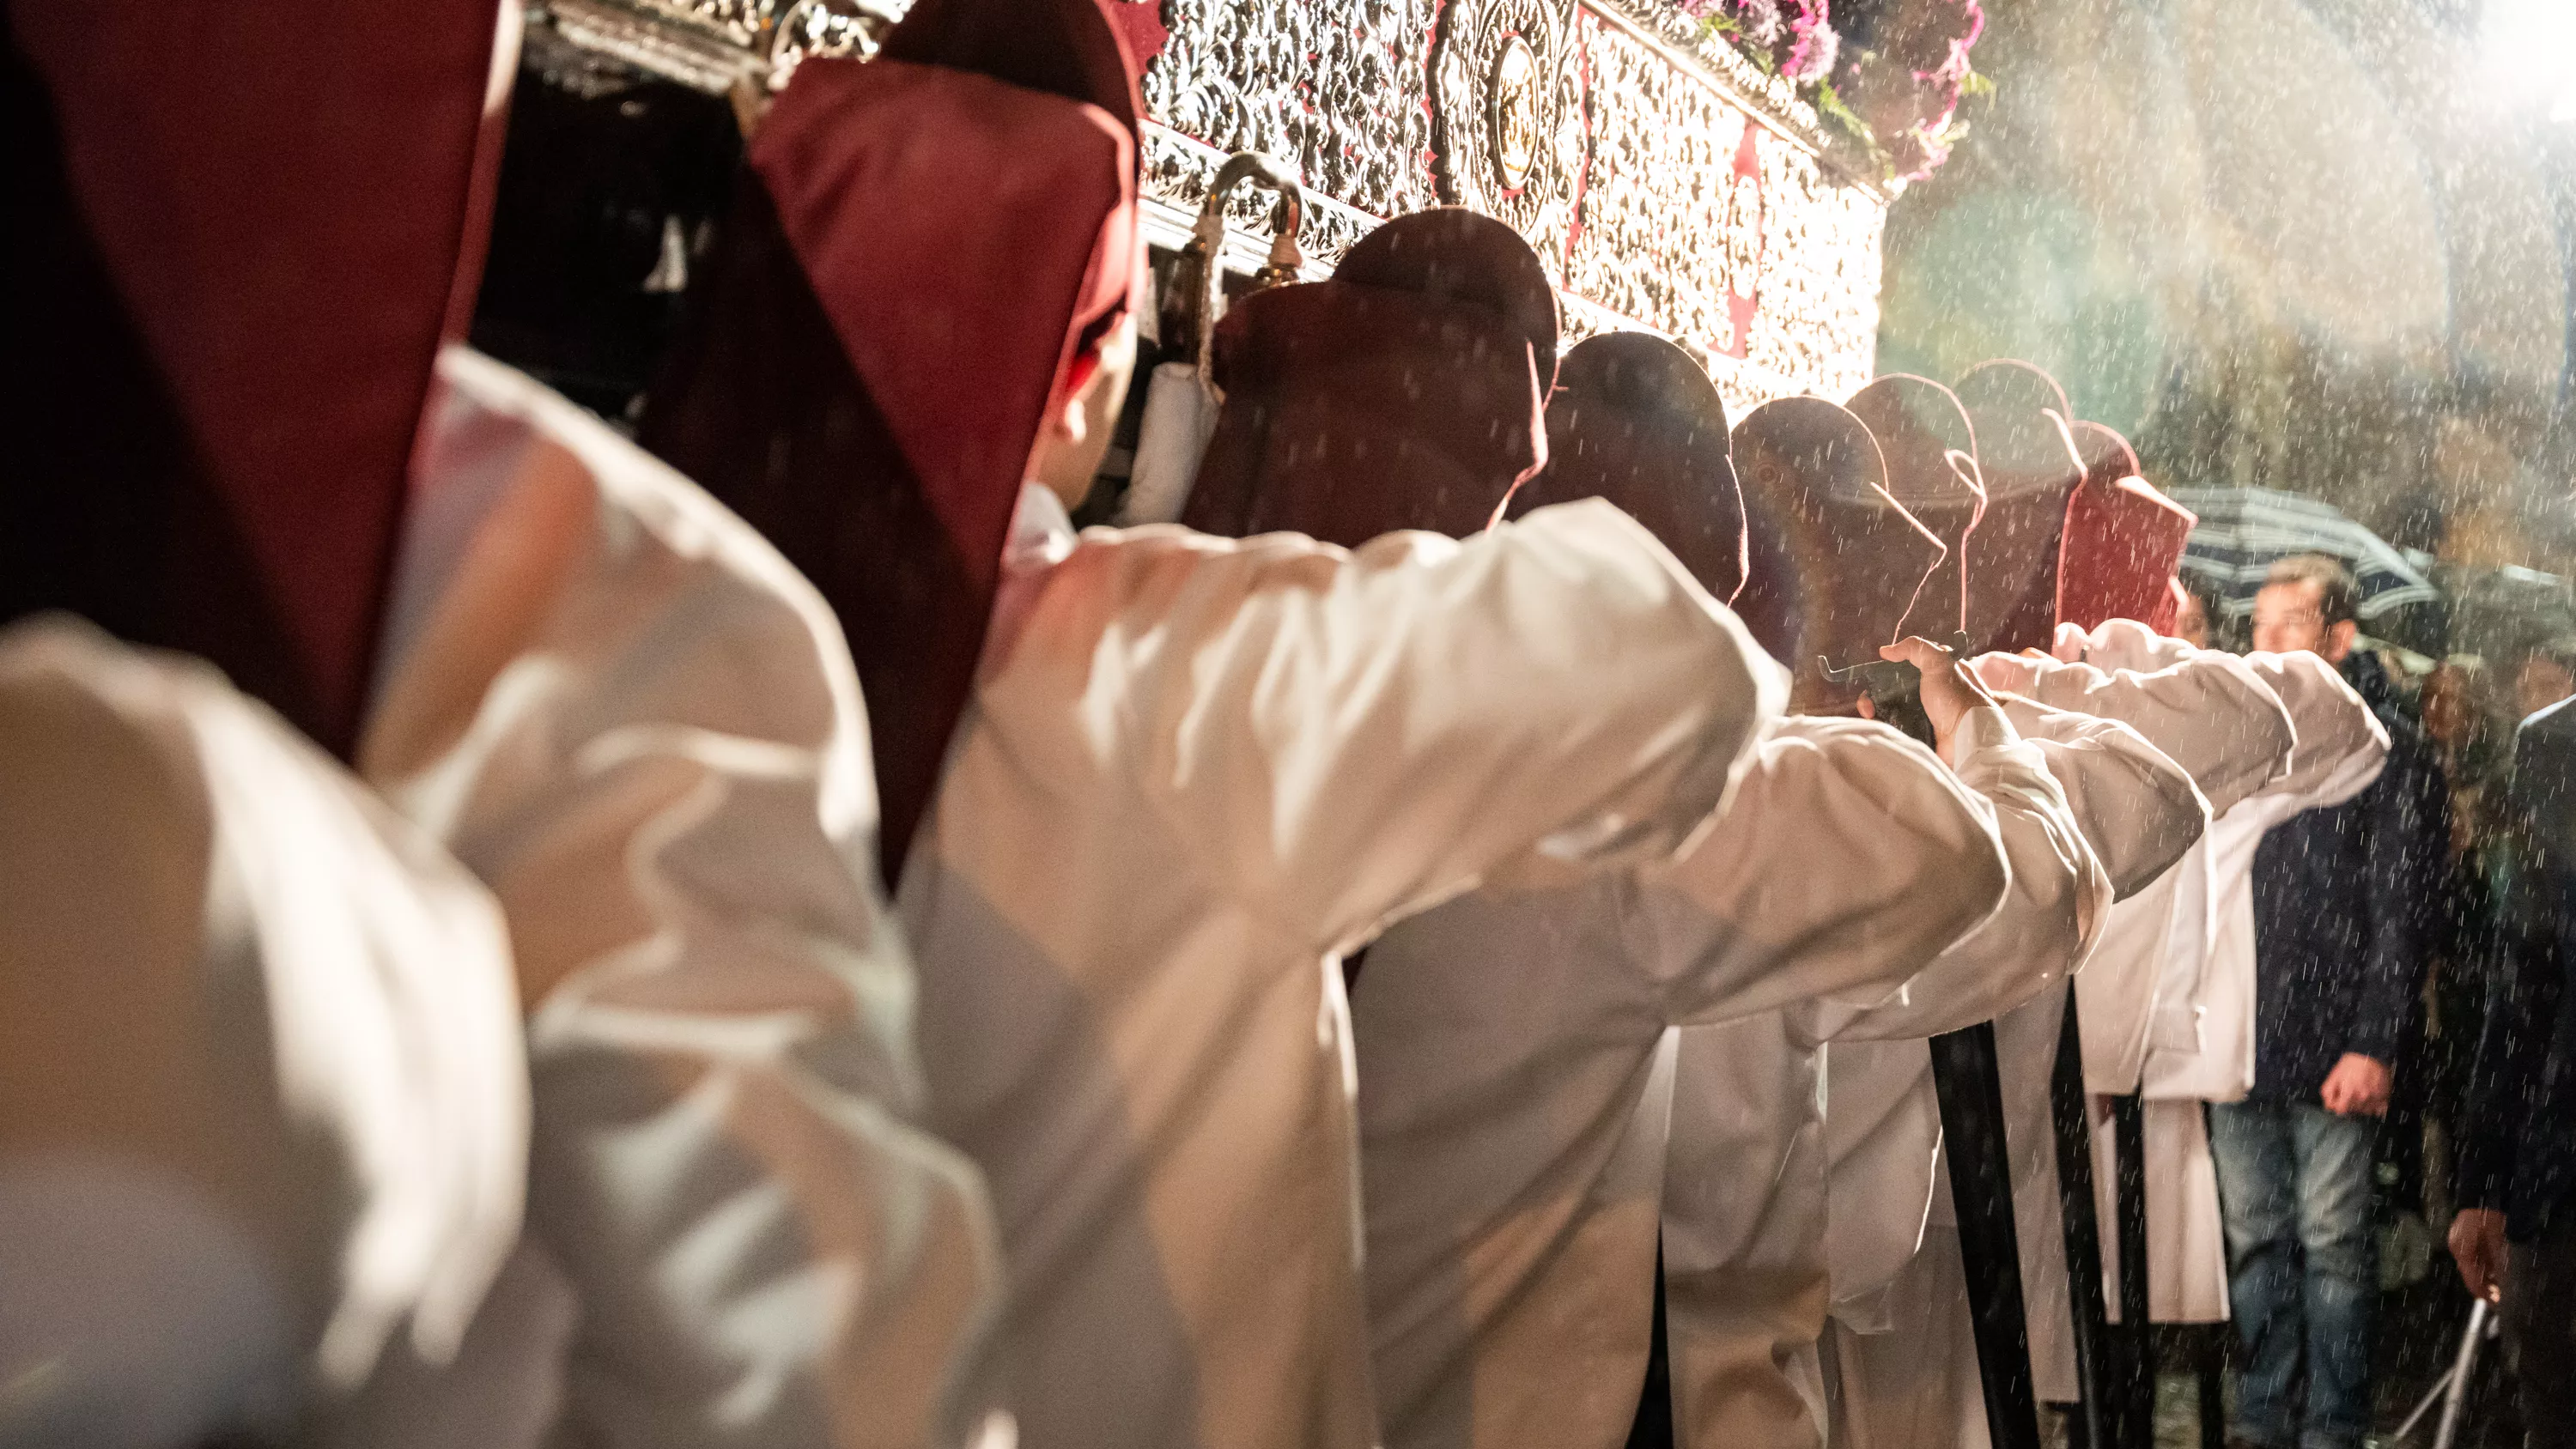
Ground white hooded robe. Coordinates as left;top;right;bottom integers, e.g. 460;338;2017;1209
900;487;1784;1449
363;347;999;1449
0;618;532;1449
1816;705;2204;1446
1356;707;2076;1449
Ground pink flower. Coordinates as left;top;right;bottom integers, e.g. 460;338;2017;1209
1888;124;1950;181
1781;0;1839;82
1877;0;1981;79
1674;0;1984;180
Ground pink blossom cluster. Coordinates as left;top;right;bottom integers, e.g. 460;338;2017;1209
1838;0;1984;179
1679;0;1839;84
1674;0;1987;182
1780;0;1839;83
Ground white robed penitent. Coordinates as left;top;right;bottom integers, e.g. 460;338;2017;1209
1962;622;2298;1387
1357;705;2087;1449
0;619;532;1449
364;347;1001;1449
1732;704;2190;1448
2117;634;2389;1326
901;488;1784;1449
1656;700;2171;1449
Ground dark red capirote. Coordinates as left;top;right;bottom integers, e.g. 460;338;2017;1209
1953;359;2086;654
2059;421;2196;636
1180;206;1559;545
1731;396;1945;715
1512;331;1746;602
3;0;508;755
1847;373;1984;643
642;0;1142;886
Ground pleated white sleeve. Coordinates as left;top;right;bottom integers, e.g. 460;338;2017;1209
1009;497;1786;954
1641;715;2008;1026
0;618;529;1449
366;349;998;1449
1978;626;2294;816
1814;706;2112;1043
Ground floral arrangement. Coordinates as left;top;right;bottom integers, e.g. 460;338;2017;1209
1677;0;1842;83
1680;0;1990;185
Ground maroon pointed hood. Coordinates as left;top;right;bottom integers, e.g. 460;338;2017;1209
1180;207;1558;545
642;0;1142;884
1515;332;1745;601
1954;360;2084;653
2059;421;2196;636
1732;397;1944;714
3;0;507;755
1847;373;1983;643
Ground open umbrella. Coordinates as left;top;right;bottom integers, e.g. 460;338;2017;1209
2168;486;2445;651
2440;562;2575;664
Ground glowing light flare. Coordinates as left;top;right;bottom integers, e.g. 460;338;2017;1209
2173;0;2450;352
2476;0;2576;123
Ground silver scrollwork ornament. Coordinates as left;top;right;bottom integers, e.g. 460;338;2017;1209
1431;0;1577;275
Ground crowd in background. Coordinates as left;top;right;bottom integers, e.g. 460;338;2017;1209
2178;559;2576;1446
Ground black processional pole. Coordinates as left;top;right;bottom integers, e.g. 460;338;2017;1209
1855;635;2050;1449
2048;992;2115;1448
1851;643;2050;1449
2111;1093;2154;1446
1929;1021;2044;1449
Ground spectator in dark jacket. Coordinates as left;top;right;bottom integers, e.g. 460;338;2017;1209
2419;658;2516;1222
2451;689;2576;1446
2212;555;2449;1449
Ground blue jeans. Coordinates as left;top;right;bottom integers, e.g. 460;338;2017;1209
2208;1100;2379;1449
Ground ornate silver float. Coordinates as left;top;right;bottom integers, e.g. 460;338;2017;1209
526;0;1890;414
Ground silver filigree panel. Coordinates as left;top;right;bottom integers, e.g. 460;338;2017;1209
611;0;773;46
1139;124;1380;266
538;0;901;92
1742;130;1884;402
1428;0;1583;280
1556;16;1879;402
1139;0;1879;397
1145;0;1441;221
1563;17;1751;355
532;0;1885;403
1577;0;1826;152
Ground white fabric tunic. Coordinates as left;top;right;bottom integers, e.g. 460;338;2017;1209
1976;622;2298;1094
0;618;531;1449
1650;706;2152;1449
2007;633;2382;1325
1966;626;2300;1358
364;348;998;1449
1356;709;2069;1449
1818;705;2202;1442
2117;643;2388;1325
897;487;1782;1449
2078;642;2385;1326
1819;706;2196;1305
1971;626;2301;1370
